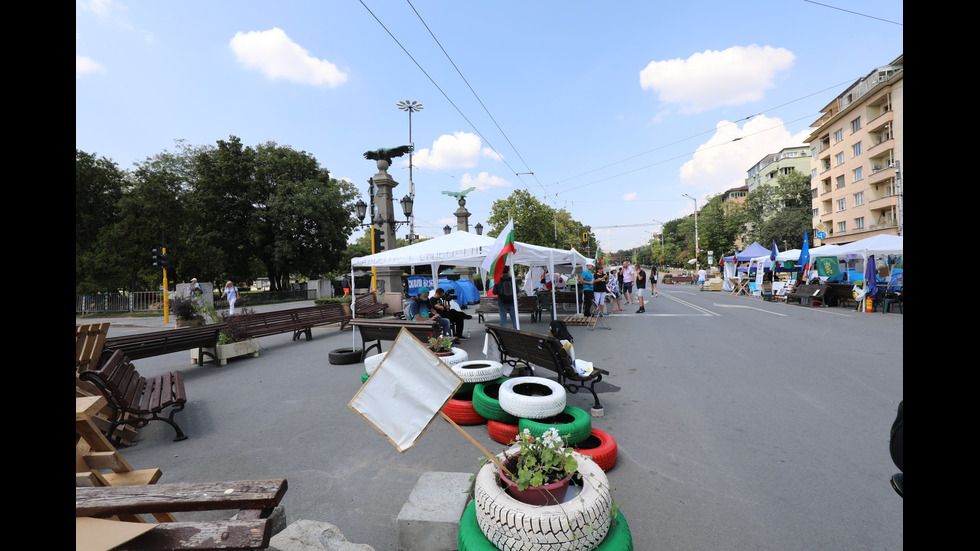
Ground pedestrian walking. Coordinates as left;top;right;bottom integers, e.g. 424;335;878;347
635;267;647;313
220;281;239;315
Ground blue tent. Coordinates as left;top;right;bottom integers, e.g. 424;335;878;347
724;242;771;263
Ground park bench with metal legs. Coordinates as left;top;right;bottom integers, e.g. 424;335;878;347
476;295;540;323
349;317;440;357
353;292;389;317
240;303;351;341
79;349;189;444
102;323;225;366
486;324;610;411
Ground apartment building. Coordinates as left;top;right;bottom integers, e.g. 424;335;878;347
805;54;903;245
745;146;811;193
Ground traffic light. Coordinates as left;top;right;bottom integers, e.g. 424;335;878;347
152;248;170;269
374;231;385;252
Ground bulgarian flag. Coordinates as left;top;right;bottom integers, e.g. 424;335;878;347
481;218;516;284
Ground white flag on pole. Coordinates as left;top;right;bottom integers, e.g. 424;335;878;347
348;329;463;452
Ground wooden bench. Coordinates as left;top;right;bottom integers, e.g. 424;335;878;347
241;303;351;341
486;325;610;411
350;318;440;357
76;478;287;551
77;323;110;372
786;283;829;306
102;324;225;366
78;350;189;443
353;292;389;317
476;295;541;323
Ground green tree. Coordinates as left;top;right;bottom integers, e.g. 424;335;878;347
76;150;126;294
746;172;813;249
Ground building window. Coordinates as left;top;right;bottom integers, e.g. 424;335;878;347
837;198;847;211
834;129;844;142
852;141;862;157
854;217;865;230
812;208;819;218
850;117;862;133
853;191;864;206
836;175;846;188
837;221;847;234
836;152;845;166
853;167;863;181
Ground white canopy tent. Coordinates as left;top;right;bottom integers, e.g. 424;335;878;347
349;231;591;329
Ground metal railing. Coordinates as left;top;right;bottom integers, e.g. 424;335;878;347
76;289;318;315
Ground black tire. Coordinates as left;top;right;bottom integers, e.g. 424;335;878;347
328;347;362;365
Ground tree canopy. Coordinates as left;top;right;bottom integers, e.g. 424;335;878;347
75;137;359;294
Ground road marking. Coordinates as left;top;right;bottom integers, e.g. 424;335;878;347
713;304;788;316
661;293;721;316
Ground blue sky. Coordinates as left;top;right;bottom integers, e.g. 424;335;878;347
76;0;903;254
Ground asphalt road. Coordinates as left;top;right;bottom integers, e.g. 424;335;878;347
82;287;903;550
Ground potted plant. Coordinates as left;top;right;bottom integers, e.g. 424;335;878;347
499;427;579;506
427;333;455;357
191;307;260;365
170;295;204;327
315;295;353;315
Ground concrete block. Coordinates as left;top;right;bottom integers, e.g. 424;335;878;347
396;471;474;551
268;519;375;551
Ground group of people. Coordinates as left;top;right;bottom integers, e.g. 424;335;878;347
577;260;657;316
188;277;241;315
408;285;474;338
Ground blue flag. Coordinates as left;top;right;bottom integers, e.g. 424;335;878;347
799;231;810;281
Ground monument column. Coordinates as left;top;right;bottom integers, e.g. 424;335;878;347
454;197;476;281
371;160;402;304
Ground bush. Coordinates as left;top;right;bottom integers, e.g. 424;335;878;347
314;296;351;306
169;296;202;321
218;307;255;344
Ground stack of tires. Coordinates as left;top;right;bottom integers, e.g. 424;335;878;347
359;347;470;385
476;376;618;472
459;446;633;550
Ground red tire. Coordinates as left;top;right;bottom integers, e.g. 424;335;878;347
487;420;520;445
574;428;618;471
443;391;487;426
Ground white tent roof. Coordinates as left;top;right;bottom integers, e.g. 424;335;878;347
350;231;591;275
833;234;903;258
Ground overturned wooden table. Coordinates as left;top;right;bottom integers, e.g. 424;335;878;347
76;479;287;550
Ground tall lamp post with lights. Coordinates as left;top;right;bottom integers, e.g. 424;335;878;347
396;100;422;245
354;179;413;296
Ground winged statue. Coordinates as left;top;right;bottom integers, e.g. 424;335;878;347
442;187;477;201
363;145;414;169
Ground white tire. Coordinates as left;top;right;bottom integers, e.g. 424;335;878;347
474;449;612;550
453;360;504;383
364;352;384;375
498;377;566;419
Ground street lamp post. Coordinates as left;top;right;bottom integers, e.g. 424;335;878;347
396;100;422;245
683;194;700;272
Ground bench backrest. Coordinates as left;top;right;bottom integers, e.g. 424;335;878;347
354;319;439;342
487;325;571;374
103;324;223;362
82;350;143;412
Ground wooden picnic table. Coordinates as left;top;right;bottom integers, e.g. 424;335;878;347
76;479;288;551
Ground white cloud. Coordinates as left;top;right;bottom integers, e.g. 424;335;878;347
460;172;511;192
640;45;795;113
230;27;347;87
623;192;637;201
76;55;105;77
678;115;809;198
411;132;499;170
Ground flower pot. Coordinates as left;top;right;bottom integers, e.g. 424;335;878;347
430;348;454;357
176;318;204;327
192;339;259;366
499;454;574;506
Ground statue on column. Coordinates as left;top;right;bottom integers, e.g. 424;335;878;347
363;145;413;173
442;186;476;206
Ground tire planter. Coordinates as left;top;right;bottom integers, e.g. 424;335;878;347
474;449;613;550
486;420;520;445
574;428;618;472
363;347;469;374
519;406;592;447
442;389;486;426
459;500;633;551
472;378;519;424
498;377;566;420
328;348;362;365
453;360;504;383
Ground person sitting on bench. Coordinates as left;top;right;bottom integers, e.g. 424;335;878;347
430;287;471;338
409;287;451;336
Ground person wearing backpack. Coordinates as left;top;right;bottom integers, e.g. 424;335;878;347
493;265;517;328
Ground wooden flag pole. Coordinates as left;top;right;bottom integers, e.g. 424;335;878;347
439;411;513;476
